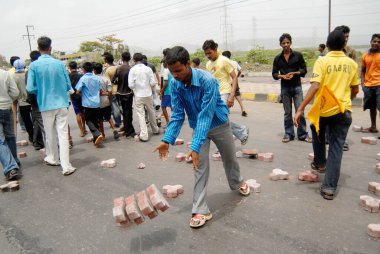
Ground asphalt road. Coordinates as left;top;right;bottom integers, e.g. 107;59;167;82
0;101;379;254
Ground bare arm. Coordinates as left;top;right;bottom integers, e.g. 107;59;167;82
294;81;320;127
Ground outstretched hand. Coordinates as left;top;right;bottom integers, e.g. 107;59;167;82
153;142;170;161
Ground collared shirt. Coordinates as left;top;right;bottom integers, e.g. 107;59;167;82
206;55;235;94
113;63;132;95
128;63;157;98
75;73;101;108
310;51;359;117
12;72;29;106
361;50;380;87
98;75;112;108
0;69;19;110
26;54;72;112
162;68;229;153
272;50;307;86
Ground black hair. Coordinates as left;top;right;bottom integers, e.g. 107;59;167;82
81;62;93;72
37;36;52;51
222;50;231;59
192;57;200;66
326;30;346;51
133;53;144;62
121;51;131;62
166;46;190;65
202;40;218;51
279;33;292;43
93;62;103;74
29;51;41;62
334;25;350;34
142;55;147;60
10;56;20;66
371;34;380;41
103;53;114;64
68;61;77;70
319;44;326;50
163;48;170;56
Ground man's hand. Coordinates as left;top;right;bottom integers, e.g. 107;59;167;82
227;95;234;107
187;150;199;170
153;142;170;161
293;110;302;128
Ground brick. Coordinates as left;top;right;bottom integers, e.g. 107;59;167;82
16;140;28;146
185;156;193;163
162;184;184;197
367;223;380;238
0;181;20;192
125;195;145;224
375;163;380;174
212;152;222;161
368;182;380;196
246;179;261;193
236;151;244;158
298;170;319;182
162;185;171;195
352;125;362;132
18;152;27;158
361;137;377;145
258;153;274;162
377;153;380;161
174;184;184;194
100;158;116;168
166;187;179;198
360;195;380;213
187;142;191;148
241;149;259;159
308;153;314;161
146;184;170;212
175;153;186;162
137;163;146;169
112;197;128;223
86;137;94;143
175;139;184;145
136;190;158;219
269;168;289;181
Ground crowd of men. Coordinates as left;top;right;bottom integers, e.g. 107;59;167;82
1;24;380;227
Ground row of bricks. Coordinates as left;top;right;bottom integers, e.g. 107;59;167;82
113;184;169;227
270;169;320;182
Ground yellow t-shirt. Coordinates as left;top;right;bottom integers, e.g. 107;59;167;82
310;51;359;117
206;55;234;94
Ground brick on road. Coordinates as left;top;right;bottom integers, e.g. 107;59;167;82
269;168;289;181
146;184;170;212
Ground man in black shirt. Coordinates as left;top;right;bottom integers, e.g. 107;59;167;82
272;33;309;143
112;52;136;138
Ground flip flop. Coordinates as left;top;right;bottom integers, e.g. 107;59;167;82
361;127;379;133
189;213;213;228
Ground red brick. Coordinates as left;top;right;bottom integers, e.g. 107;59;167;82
185;156;193;163
100;158;116;168
125;195;145;223
361;137;377;145
367;223;380;238
352;125;362;132
258;153;274;162
162;184;184;197
307;153;314;161
368;182;380;196
269;168;289;181
18;152;27;158
166;187;178;198
146;184;170;212
246;179;261;193
136;190;158;219
376;163;380;174
113;197;128;223
298;170;319;182
175;153;186;162
16;140;28;146
212;153;222;161
175;139;184;145
360;195;380;213
0;181;20;192
137;163;146;169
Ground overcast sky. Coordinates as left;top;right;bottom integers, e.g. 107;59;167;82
1;0;379;60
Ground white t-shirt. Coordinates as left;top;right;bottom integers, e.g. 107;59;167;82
128;63;157;98
98;75;112;108
230;60;242;75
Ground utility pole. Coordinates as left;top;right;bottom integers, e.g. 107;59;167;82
221;0;231;50
328;0;331;33
23;25;35;52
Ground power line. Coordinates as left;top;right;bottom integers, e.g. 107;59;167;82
22;25;35;52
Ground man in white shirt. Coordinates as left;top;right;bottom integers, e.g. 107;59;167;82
128;53;160;141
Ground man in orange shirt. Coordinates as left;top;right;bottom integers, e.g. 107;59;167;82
361;34;380;133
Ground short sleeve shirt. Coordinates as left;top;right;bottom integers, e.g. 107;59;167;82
206;55;235;94
361;51;380;87
310;51;359;117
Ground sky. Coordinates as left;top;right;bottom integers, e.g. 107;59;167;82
1;0;379;60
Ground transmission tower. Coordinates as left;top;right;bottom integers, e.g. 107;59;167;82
22;25;35;52
221;0;232;50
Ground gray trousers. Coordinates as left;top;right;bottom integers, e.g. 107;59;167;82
192;121;243;214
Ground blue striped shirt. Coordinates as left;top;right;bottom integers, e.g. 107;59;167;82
162;68;228;153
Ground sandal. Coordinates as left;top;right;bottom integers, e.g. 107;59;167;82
299;136;312;143
282;136;292;143
189;213;213;228
239;181;250;196
320;187;335;200
311;162;326;173
343;143;349;151
361;127;378;133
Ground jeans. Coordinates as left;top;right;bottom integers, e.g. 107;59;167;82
310;111;352;192
31;106;45;149
19;105;34;142
0;108;20;175
111;96;122;126
117;94;136;137
281;85;307;139
220;93;248;141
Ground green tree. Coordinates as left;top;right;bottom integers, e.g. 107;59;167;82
79;41;104;53
0;54;10;67
246;46;271;64
190;49;206;63
98;34;123;54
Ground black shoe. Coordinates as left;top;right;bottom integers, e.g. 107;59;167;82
242;111;247;117
6;169;19;181
113;130;120;140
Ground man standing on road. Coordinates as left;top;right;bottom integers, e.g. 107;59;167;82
0;69;20;180
203;40;249;145
294;30;359;200
360;34;380;135
272;33;310;143
154;46;250;228
27;36;76;176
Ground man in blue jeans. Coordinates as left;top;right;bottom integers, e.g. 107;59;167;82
0;69;20;180
272;33;310;143
294;30;359;200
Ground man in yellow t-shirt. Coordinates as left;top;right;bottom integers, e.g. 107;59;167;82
294;30;359;200
203;40;249;145
361;34;380;134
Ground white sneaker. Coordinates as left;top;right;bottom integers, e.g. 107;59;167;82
62;167;76;176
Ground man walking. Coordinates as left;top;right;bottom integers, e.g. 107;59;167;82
0;69;20;180
27;36;76;176
272;33;310;143
294;30;359;200
154;46;250;228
